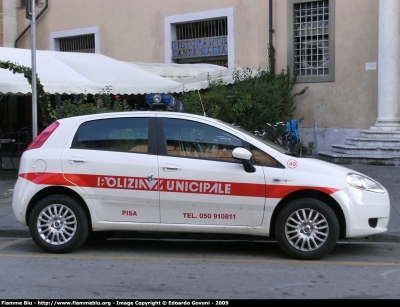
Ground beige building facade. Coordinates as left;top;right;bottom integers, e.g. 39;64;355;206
1;0;17;47
2;0;394;152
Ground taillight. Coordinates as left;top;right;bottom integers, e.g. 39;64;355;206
25;121;60;151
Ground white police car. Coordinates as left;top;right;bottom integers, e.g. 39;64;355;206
12;111;390;260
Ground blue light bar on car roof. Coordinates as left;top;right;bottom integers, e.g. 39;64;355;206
145;93;184;112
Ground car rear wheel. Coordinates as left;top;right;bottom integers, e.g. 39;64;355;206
29;194;89;253
275;198;339;260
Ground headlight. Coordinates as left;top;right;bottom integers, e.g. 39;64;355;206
346;173;385;193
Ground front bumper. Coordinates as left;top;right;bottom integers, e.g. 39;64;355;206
331;185;390;238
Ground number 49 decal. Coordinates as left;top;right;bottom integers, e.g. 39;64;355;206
287;159;298;169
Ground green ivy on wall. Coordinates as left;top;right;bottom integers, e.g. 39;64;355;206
0;60;56;126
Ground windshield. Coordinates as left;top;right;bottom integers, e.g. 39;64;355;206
221;121;290;154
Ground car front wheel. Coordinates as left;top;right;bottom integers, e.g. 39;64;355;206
275;198;339;260
29;194;89;253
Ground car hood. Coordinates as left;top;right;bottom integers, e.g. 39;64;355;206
276;155;378;191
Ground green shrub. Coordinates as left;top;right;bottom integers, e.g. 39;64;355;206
176;47;308;133
54;86;124;119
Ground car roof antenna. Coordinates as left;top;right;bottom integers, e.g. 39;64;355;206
195;76;206;116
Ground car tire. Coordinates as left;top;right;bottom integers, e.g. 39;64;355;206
29;194;89;253
275;198;339;260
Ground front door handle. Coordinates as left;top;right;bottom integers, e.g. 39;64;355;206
68;157;88;164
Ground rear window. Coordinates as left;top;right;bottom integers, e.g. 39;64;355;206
73;118;149;153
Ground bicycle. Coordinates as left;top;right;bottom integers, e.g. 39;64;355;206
252;122;286;148
265;122;286;147
251;120;302;156
282;119;302;155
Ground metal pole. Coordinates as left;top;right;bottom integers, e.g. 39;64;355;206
314;122;318;158
269;0;275;73
31;0;38;138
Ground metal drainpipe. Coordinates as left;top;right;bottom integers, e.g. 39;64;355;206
14;0;49;48
269;0;275;73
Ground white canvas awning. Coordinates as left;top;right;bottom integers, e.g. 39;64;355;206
130;62;227;78
171;69;238;91
0;47;184;95
171;68;260;91
129;62;230;91
130;62;259;91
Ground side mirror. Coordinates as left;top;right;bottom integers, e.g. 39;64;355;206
232;148;256;173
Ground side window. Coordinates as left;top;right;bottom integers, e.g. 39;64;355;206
74;118;149;153
164;118;242;162
249;144;281;167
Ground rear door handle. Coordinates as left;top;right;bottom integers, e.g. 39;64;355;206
161;163;182;172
